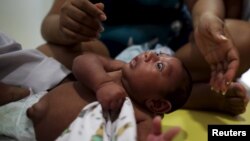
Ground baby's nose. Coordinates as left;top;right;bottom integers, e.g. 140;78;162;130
144;51;158;62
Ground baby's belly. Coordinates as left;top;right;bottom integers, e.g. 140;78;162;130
29;81;96;141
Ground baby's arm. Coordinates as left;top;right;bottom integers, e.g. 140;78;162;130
72;53;126;110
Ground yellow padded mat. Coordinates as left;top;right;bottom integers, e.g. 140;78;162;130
162;104;250;141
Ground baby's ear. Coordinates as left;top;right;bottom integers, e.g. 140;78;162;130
145;99;172;114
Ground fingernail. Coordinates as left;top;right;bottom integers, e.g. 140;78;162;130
219;34;228;41
226;81;231;86
100;14;107;21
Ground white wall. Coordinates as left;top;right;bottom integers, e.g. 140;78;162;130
0;0;53;49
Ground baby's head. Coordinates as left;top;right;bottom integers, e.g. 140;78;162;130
122;51;192;114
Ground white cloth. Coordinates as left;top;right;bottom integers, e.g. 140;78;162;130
0;32;21;55
115;43;174;63
56;97;137;141
0;32;71;93
0;90;47;141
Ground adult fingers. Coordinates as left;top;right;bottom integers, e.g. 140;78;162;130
72;0;106;21
63;4;103;32
61;27;93;41
60;16;97;40
95;2;104;11
223;50;239;87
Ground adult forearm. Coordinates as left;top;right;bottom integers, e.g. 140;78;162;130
192;0;225;27
41;15;77;45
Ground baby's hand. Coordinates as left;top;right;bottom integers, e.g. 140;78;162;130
147;116;180;141
96;81;126;111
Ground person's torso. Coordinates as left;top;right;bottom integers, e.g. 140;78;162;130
93;0;183;25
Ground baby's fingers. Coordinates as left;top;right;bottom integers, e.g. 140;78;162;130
163;127;181;141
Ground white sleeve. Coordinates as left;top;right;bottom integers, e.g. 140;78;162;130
0;32;22;54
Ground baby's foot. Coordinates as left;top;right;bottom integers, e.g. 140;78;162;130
218;82;249;115
183;82;249;115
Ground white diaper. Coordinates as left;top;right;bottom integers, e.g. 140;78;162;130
0;90;47;141
56;97;137;141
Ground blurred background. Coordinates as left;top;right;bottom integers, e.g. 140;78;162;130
0;0;249;91
0;0;53;49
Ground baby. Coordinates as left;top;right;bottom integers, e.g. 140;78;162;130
27;52;191;141
0;32;248;140
24;51;192;141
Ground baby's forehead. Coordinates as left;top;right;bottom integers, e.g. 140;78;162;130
157;52;180;63
150;50;176;60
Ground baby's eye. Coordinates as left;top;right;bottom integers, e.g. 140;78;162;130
156;62;164;71
154;51;160;56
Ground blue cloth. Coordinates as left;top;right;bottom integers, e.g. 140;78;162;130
98;0;193;57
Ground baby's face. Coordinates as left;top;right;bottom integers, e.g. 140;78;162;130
122;51;185;102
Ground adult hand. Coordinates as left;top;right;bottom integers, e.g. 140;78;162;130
96;81;126;111
194;13;239;94
147;116;180;141
60;0;106;42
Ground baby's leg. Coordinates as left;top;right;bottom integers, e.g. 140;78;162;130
0;82;29;106
183;82;249;115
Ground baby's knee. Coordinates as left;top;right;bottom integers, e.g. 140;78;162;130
26;96;49;124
